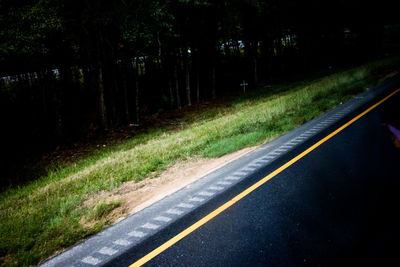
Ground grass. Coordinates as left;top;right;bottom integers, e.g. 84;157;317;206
0;57;399;266
88;201;121;221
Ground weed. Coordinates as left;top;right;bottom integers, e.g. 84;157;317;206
89;201;121;221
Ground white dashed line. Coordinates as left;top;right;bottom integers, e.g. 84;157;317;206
225;175;240;181
154;216;172;223
263;155;274;159
142;223;160;230
177;203;194;209
208;185;224;191
166;208;184;215
128;230;147;238
217;181;232;185
233;171;248;176
242;166;255;171
98;247;118;256
189;197;205;202
198;191;215;197
82;256;101;265
113;239;131;246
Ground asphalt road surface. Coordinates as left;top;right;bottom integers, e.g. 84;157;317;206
108;88;400;266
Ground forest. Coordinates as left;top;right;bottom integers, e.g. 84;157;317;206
0;0;399;188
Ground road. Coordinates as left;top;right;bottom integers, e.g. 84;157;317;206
111;89;400;266
41;76;400;267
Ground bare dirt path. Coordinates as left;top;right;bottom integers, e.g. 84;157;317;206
82;146;257;225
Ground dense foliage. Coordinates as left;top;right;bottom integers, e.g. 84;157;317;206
0;0;398;187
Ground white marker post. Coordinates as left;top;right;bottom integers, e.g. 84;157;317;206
240;80;248;93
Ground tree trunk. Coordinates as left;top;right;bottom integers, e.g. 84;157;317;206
168;72;175;108
135;57;140;124
121;62;130;123
253;42;258;85
157;32;162;58
135;78;139;124
54;85;63;139
95;25;108;131
211;64;216;100
98;65;108;130
224;40;231;60
193;47;200;104
56;65;73;138
109;66;118;127
196;70;200;104
41;71;47;122
184;49;191;106
234;40;240;57
174;64;181;109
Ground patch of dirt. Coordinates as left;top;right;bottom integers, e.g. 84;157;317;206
81;146;257;226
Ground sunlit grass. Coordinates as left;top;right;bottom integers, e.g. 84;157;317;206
0;57;399;266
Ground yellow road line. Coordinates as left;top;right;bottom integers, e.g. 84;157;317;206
131;88;400;267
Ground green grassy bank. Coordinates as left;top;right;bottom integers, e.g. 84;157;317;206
1;57;399;266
